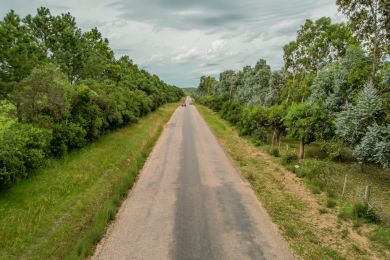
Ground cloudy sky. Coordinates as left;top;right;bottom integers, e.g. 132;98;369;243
1;0;343;87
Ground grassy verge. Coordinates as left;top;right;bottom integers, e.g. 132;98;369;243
0;102;178;259
197;105;389;259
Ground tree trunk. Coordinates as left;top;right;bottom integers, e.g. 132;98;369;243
272;131;276;146
276;131;281;148
299;139;305;159
369;1;379;84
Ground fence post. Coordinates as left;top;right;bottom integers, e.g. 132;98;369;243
342;174;347;198
364;185;371;208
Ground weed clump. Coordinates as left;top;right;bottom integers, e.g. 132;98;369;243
281;152;298;165
326;198;337;208
269;147;280;157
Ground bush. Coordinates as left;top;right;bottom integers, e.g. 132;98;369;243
320;138;344;161
269;147;280;157
0;124;52;186
326;198;337;208
351;202;379;223
339;202;380;223
281;152;298;165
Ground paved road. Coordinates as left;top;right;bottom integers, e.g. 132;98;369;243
93;98;294;260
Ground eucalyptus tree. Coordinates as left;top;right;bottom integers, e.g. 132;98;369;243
337;0;389;82
309;45;371;113
198;75;218;96
236;59;271;104
283;17;357;76
336;84;385;146
264;70;288;107
219;70;238;100
354;123;390;168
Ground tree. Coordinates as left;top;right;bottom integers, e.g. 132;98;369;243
264;70;287;107
236;59;271;104
0;10;45;114
219;70;237;100
283;17;357;75
309;46;371;113
354;123;390;168
337;0;389;82
16;63;72;124
335;84;385;146
267;104;287;146
284;103;333;159
24;8;84;82
197;75;218;96
79;27;114;80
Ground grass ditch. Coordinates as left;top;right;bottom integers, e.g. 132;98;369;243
197;105;389;259
0;102;178;259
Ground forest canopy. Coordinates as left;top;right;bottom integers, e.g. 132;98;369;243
196;2;389;168
0;7;184;186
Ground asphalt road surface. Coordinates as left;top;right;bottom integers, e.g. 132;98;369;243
93;97;294;260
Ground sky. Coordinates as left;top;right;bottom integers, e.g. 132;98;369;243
0;0;343;87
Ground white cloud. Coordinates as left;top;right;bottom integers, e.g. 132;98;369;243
0;0;344;87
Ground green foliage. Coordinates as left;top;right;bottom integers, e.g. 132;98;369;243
309;46;371;113
326;198;337;208
351;202;380;223
0;8;184;186
280;152;298;165
336;85;384;145
0;124;51;186
319;138;344;161
283;17;357;75
354;124;390;168
339;202;380;223
321;246;342;260
336;0;389;80
269;147;280;157
284;103;333;158
370;226;390;249
335;85;389;167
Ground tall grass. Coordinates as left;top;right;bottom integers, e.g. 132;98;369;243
0;102;178;259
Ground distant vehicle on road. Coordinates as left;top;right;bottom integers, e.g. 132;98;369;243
181;102;186;107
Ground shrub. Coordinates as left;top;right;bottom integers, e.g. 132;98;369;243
269;147;280;157
351;202;379;223
326;198;337;208
339;202;380;223
0;124;52;186
319;138;344;161
281;152;298;165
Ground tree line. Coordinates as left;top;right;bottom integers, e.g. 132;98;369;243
196;0;389;168
0;8;184;186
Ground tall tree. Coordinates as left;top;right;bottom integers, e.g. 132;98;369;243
0;10;46;120
337;0;389;82
198;75;218;96
283;17;357;75
284;103;333;159
309;45;371;113
336;84;385;146
219;70;238;100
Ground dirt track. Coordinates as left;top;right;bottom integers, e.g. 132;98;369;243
93;98;294;260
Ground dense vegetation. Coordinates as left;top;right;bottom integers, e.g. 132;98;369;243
0;8;184;187
196;0;389;168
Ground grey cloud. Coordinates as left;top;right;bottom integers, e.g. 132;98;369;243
1;0;340;87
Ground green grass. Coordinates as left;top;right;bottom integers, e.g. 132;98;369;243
0;102;178;259
197;105;390;259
